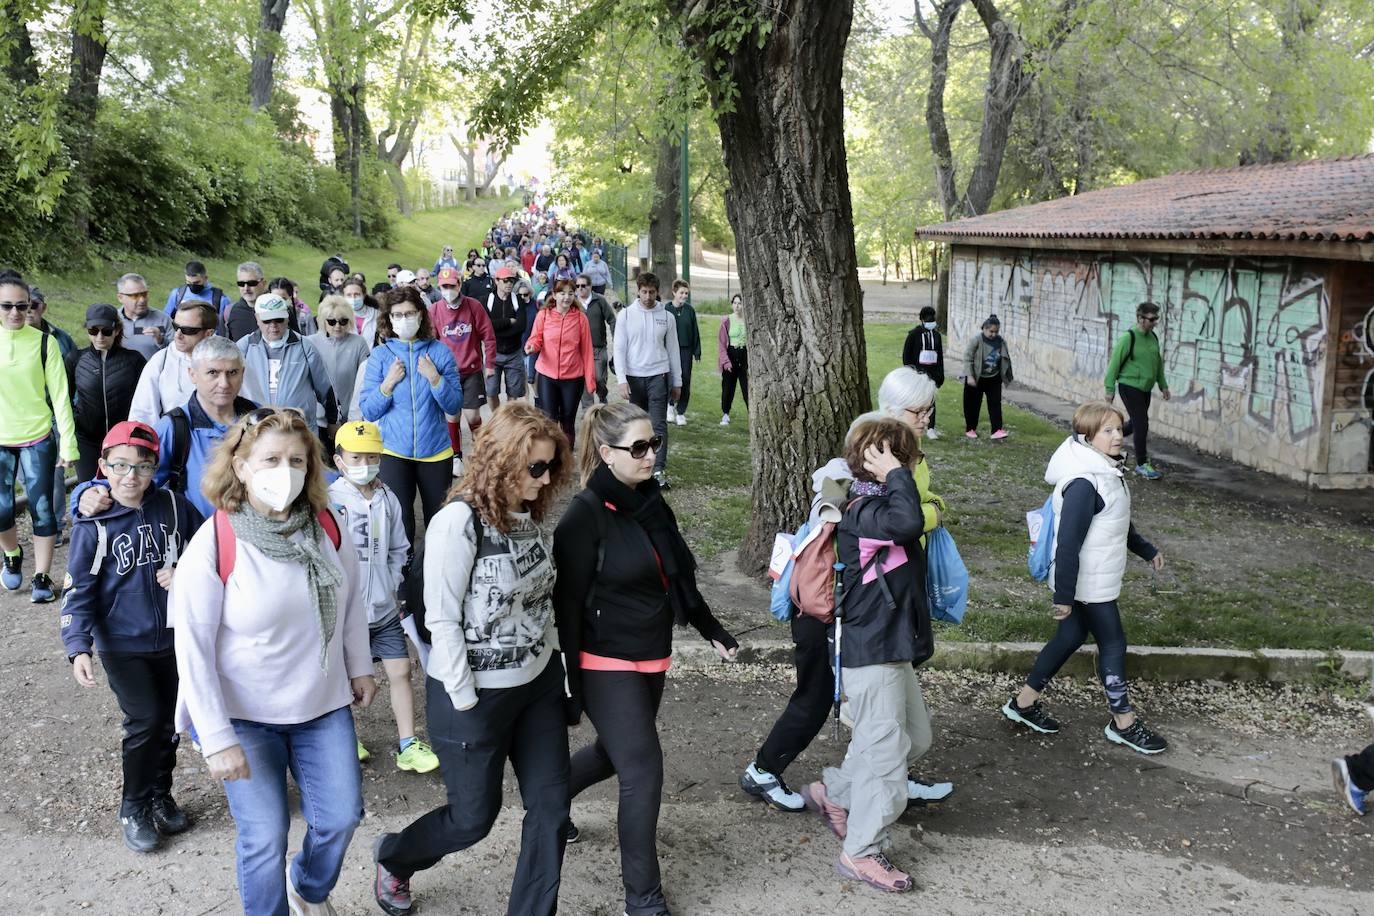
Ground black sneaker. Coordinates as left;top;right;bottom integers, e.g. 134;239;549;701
120;807;160;853
1001;696;1060;734
563;819;581;844
1105;718;1168;755
150;793;190;834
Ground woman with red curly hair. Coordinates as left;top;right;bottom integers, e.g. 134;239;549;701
372;402;573;916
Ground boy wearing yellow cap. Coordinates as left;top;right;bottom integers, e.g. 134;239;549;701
330;421;438;773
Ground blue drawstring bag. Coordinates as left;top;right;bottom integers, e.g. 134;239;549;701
768;520;813;621
925;527;968;624
1026;493;1056;582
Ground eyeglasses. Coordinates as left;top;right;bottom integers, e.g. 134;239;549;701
87;326;115;336
497;278;515;283
105;460;157;478
119;291;149;300
904;405;933;419
0;301;33;312
606;436;663;460
1141;315;1160;323
261;317;286;325
325;318;350;327
173;323;208;336
236;279;261;288
528;456;563;479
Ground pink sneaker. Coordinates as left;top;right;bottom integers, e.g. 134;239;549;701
836;851;915;892
801;781;848;839
964;430;978;439
990;428;1009;440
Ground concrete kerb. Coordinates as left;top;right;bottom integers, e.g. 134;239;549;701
674;637;1374;688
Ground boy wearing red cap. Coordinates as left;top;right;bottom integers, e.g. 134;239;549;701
59;420;203;853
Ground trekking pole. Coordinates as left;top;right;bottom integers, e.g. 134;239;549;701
832;560;845;741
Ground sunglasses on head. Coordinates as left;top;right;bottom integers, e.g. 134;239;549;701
0;301;33;312
87;325;114;336
606;435;663;460
528;456;562;479
244;406;306;428
173;323;208;336
325;318;350;327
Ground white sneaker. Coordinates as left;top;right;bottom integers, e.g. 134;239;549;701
720;414;730;426
926;428;941;440
740;763;805;812
451;456;464;477
676;413;687;426
907;777;954;805
286;860;338;915
666;404;677;422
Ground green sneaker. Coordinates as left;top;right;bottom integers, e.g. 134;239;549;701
1135;462;1162;480
357;739;371;762
397;739;440;774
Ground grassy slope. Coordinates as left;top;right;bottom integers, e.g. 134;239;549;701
28;197;513;332
670;317;1374;652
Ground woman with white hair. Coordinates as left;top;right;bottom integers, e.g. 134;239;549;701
739;366;952;814
309;295;371;451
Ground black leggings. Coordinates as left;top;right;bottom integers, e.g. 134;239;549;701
100;650;180;816
1347;744;1374;791
1117;383;1152;465
379;454;451;547
755;613;831;777
569;669;667;916
722;346;749;415
963;375;1003;432
537;375;583;451
1025;600;1132;714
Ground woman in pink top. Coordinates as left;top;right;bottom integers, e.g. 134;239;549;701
524;279;595;450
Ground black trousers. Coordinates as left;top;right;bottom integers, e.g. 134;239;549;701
755;613;832;777
1025;600;1132;715
721;346;749;415
537;376;583;451
962;375;1003;432
379;454;451;547
100;649;180;816
674;348;694;414
1117;383;1152;465
379;660;570;916
569;669;667;916
1347;744;1374;791
76;434;103;486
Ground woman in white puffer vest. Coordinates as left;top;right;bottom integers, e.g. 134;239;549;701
1001;401;1169;755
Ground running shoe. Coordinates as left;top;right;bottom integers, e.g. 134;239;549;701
720;414;730;426
30;572;56;603
287;858;339;915
653;470;670;490
676;413;687;426
1135;462;1162;480
1105;718;1168;754
357;739;371;762
150;792;190;834
452;456;464;477
396;739;440;774
1001;696;1061;734
564;819;581;844
964;430;978;439
666;404;677;422
740;763;805;812
1331;758;1367;815
120;806;160;853
907;776;954;805
835;851;914;892
801;781;848;839
1;547;21;590
990;428;1010;440
373;835;413;914
925;428;941;440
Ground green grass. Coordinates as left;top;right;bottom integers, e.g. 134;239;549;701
669;316;1374;652
28;197;513;332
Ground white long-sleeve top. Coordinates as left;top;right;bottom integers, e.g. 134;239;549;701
128;345;195;426
613;301;681;386
328;477;409;625
170;512;373;757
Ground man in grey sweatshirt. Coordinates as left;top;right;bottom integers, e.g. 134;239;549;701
613;272;681;483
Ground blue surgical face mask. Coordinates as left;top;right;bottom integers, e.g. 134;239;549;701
349;296;364;312
924;321;937;330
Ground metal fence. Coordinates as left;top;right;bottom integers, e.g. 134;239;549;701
581;230;629;305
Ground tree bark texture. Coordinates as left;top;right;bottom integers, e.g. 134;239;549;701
66;0;107;117
648;133;680;282
249;0;291;112
680;0;870;572
4;17;39;87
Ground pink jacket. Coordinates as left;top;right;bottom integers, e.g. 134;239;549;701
527;305;595;391
718;316;737;372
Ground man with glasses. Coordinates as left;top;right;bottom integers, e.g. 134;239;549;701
128;300;216;425
1105;303;1171;480
0;272;78;603
483;266;528;409
236;295;337;437
222;261;283;342
575;273;616;406
116;273;174;360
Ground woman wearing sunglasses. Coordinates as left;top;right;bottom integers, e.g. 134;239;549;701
374;402;573;916
68;303;148;483
308;295;371;450
554;401;739;916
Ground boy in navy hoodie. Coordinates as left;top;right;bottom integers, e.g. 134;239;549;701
60;421;202;853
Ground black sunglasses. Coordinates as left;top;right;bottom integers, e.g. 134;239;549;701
236;279;261;288
173;323;208;336
325;317;350;327
528;456;563;479
87;325;115;336
1;301;33;311
575;283;590;289
606;436;663;460
261;317;287;325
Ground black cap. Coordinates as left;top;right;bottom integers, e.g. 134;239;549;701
85;303;119;328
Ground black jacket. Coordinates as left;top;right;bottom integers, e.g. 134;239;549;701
834;468;933;669
902;325;945;386
581;293;616;349
461;275;493;304
64;346;147;442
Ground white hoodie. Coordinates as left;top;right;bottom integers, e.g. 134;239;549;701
329;476;410;625
1044;435;1131;603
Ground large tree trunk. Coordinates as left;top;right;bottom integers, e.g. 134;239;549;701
680;0;869;572
4;17;39;87
648;133;680;281
329;81;370;236
66;0;107;116
249;0;290;112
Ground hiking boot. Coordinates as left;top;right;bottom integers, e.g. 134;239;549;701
373;835;413;914
396;739;440;774
150;793;190;834
30;572;56;603
907;776;953;806
1002;696;1060;734
720;414;730;426
740;763;805;812
964;430;978;439
1105;718;1168;755
990;428;1010;440
119;807;160;853
1331;759;1366;816
286;858;338;915
800;781;848;839
1135;462;1162;480
1;547;21;590
357;739;371;762
835;851;914;892
563;819;581;844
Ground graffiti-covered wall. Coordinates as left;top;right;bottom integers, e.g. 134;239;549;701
946;246;1361;483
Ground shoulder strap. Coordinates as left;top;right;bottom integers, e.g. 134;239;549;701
573;490;608;611
316;507;342;550
214;509;235;584
38;331;50;405
167;407;191;493
1125;328;1136;365
88;519;108;576
174;285;186;310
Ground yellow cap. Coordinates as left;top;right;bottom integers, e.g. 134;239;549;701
335;421;384;454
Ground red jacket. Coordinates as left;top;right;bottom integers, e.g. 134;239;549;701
526;305;595;391
429;295;496;376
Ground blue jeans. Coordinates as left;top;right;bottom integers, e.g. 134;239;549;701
222;706;363;916
0;434;58;536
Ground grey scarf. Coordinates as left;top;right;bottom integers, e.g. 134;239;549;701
230;504;344;671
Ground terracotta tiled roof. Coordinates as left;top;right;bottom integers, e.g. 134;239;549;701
916;155;1374;244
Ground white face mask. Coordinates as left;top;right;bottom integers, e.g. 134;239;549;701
392;315;420;340
247;465;305;512
923;322;937;330
267;335;288;349
349;296;364;312
342;462;379;485
440;288;458;303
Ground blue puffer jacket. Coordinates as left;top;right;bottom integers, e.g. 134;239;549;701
60;487;203;657
360;337;463;459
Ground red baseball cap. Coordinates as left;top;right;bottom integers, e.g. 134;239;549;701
101;420;161;458
493;266;517;280
436;267;461;285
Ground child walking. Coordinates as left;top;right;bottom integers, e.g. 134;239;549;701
330;420;439;773
60;421;202;852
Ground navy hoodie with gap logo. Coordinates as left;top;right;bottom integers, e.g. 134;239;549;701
59;487;203;658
